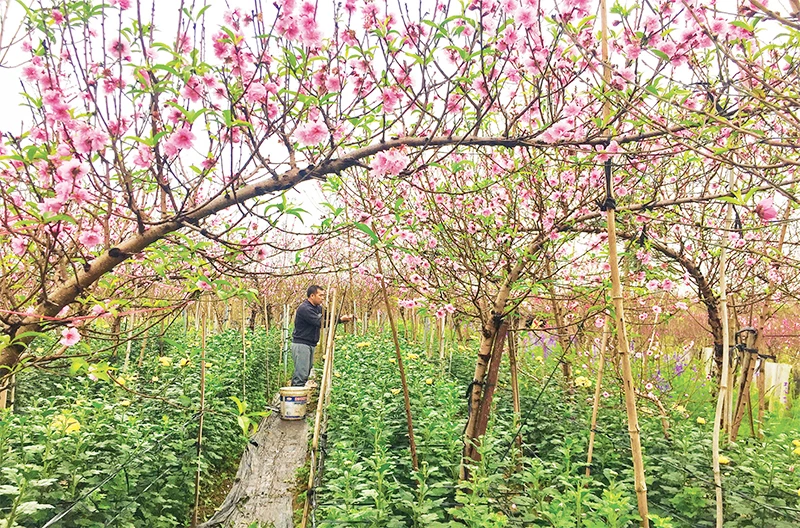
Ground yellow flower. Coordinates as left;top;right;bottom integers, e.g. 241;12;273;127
334;372;341;378
391;388;401;395
535;355;544;363
797;489;800;497
719;455;731;465
158;356;172;367
119;400;132;407
674;405;687;415
179;358;190;367
793;439;800;447
406;353;419;360
116;376;126;386
204;362;212;369
388;357;396;363
356;342;371;348
574;376;591;388
425;378;433;385
151;376;159;382
696;417;706;425
793;447;800;456
51;414;81;434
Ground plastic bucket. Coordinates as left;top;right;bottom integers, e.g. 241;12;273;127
279;386;309;420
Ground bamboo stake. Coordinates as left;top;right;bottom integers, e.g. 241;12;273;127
8;375;14;412
123;289;137;372
586;315;610;478
732;202;792;440
195;298;201;332
712;168;735;528
191;298;208;527
439;314;447;362
301;288;338;528
375;251;419;471
283;304;290;382
242;298;247;401
757;356;766;437
508;319;522;451
730;329;757;441
599;0;649;523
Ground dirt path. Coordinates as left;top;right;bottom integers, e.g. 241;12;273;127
199;410;308;528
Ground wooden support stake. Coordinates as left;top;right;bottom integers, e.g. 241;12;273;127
712;168;735;528
242;298;247;401
600;0;649;522
301;288;338;528
192;298;208;527
730;330;757;441
375;251;419;471
586;315;610;478
508;319;522;451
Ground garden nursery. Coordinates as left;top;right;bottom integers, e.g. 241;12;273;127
1;0;800;527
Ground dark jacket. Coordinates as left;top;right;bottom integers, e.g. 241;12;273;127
292;299;323;346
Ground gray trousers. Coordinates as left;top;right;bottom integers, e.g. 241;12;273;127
291;342;315;386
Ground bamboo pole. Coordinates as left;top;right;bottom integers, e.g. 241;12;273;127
586;315;610;478
508;319;522;451
730;329;757;441
123;291;137;372
242;298;247;401
375;251;419;471
191;298;208;527
8;375;14;412
283;304;290;382
439;314;447;362
732;202;791;440
712;168;735;528
301;288;338;528
599;0;649;523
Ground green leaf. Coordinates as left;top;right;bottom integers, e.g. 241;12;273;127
354;223;379;245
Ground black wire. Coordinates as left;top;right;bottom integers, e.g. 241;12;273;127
102;465;183;526
496;344;573;465
41;414;199;528
590;425;800;524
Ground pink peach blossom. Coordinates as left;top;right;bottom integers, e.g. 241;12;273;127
755;196;778;221
60;327;81;347
294;121;328;146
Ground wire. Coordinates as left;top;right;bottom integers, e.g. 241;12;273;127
41;414;199;528
590;425;800;524
102;465;183;527
496;343;573;464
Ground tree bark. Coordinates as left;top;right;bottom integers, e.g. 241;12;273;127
465;322;508;467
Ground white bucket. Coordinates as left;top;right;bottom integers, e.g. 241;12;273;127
279;386;309;420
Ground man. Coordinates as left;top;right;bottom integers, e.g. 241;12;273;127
291;285;353;387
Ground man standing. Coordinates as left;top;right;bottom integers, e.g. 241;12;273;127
291;285;353;387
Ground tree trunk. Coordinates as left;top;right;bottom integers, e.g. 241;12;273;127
465;322;508;468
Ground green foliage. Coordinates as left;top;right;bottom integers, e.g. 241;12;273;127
312;334;800;527
0;325;283;527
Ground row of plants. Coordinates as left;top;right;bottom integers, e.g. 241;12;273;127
311;333;800;527
0;324;283;528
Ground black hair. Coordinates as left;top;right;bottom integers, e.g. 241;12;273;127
307;285;324;298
